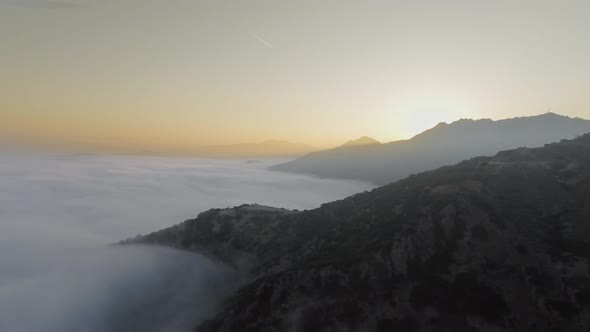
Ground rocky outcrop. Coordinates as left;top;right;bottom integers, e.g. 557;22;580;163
124;134;590;332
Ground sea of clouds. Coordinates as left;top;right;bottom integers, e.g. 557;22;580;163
0;152;373;332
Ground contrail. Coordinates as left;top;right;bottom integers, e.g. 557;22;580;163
1;0;85;9
250;33;273;49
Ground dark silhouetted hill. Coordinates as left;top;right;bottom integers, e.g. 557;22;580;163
270;113;590;184
124;133;590;331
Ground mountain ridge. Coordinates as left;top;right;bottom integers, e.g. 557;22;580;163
338;136;381;148
270;113;590;184
124;133;590;332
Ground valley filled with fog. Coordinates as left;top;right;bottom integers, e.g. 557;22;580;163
0;152;373;332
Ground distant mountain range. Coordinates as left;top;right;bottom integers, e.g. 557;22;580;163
194;140;317;158
338;136;381;148
271;113;590;184
124;133;590;331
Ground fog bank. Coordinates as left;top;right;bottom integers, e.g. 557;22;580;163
0;152;372;331
0;246;247;332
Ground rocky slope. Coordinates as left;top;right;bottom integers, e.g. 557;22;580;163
123;133;590;332
270;113;590;184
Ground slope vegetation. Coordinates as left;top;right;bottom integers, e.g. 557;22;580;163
124;133;590;332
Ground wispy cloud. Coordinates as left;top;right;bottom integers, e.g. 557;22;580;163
250;32;273;49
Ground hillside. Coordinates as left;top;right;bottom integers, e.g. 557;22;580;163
123;133;590;331
270;113;590;184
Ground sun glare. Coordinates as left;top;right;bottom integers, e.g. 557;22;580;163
387;91;476;139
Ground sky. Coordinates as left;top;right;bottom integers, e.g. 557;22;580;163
1;0;590;152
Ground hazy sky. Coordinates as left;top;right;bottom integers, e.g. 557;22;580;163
1;0;589;151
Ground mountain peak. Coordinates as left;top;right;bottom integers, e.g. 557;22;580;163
339;136;380;148
271;113;590;184
537;111;569;119
415;112;583;140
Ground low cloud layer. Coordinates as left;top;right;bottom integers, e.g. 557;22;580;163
0;246;246;332
0;152;372;331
